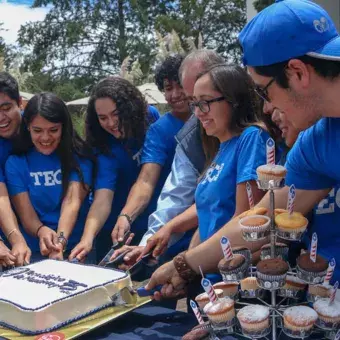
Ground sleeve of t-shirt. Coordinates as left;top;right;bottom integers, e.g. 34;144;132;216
69;157;93;186
141;123;168;166
0;167;5;183
147;105;160;124
286;122;335;190
5;155;29;195
93;154;119;191
236;127;268;184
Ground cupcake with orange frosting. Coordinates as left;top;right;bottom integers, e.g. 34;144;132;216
275;212;308;240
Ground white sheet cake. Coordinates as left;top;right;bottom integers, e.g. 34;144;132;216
0;259;132;334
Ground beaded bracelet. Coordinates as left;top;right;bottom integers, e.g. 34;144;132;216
118;213;133;226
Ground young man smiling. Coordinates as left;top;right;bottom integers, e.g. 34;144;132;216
0;72;31;267
145;0;340;298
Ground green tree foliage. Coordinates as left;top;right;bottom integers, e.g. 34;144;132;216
155;0;246;63
18;0;170;79
18;0;246;82
253;0;274;12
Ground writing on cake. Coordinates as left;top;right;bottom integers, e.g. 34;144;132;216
2;267;88;294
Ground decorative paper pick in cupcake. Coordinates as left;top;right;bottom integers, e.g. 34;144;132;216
190;300;204;324
201;278;218;303
335;329;340;340
246;182;254;209
324;258;336;285
310;233;318;263
266;138;275;165
287;184;296;215
220;236;233;261
329;281;339;305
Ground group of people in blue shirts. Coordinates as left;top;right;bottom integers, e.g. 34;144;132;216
1;0;340;305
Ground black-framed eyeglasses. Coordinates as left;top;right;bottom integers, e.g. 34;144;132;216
254;77;276;103
189;96;228;114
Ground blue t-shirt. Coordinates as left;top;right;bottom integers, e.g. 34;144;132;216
195;126;269;242
147;105;160;124
286;118;340;189
141;112;185;207
5;148;92;251
0;137;13;182
309;185;340;283
286;117;340;283
94;138;143;233
94;113;184;241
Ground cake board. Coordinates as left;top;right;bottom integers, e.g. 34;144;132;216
0;295;151;340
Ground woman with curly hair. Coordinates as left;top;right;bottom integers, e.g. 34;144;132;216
5;92;94;262
109;55;191;251
70;55;191;262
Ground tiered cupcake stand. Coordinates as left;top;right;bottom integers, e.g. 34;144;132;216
200;178;339;340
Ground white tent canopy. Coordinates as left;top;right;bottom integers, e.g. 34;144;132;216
20;92;35;100
66;82;166;106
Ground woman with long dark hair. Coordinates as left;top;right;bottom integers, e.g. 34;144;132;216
142;64;269;270
5;92;94;261
70;63;191;263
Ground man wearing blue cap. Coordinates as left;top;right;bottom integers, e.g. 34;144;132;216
145;0;340;298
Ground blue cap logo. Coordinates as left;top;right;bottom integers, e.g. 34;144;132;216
190;300;196;308
314;17;329;33
221;237;228;244
202;278;209;287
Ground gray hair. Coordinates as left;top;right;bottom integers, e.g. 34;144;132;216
179;49;225;82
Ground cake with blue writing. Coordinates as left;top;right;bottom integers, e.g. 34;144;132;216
0;259;132;334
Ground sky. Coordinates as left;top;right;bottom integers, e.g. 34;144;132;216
0;0;48;45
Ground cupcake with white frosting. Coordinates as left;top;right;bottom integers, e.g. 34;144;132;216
283;306;318;337
313;298;340;329
237;305;270;337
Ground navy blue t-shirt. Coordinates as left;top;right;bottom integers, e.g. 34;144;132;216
5;149;92;251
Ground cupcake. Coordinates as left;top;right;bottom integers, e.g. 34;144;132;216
232;246;252;264
275;212;308;240
313;298;340;329
204;297;235;330
237;305;270;337
195;289;224;312
182;322;211;340
213;281;239;299
260;242;289;261
256;164;286;187
296;253;328;284
283;306;318;337
256;258;288;290
279;275;307;299
240;277;264;298
238;207;268;219
274;208;287;217
239;215;270;241
218;254;249;281
307;284;331;303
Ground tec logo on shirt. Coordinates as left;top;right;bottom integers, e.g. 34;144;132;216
315;187;340;215
201;163;224;185
30;170;62;186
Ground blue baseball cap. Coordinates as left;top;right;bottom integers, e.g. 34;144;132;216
239;0;340;66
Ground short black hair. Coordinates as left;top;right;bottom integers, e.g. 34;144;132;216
155;54;184;91
254;55;340;89
0;72;20;104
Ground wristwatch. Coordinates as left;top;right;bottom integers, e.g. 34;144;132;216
57;232;68;252
118;213;133;226
173;252;198;282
